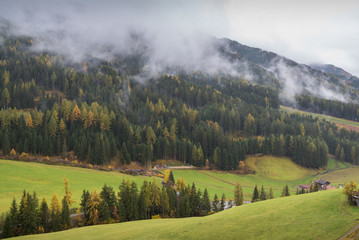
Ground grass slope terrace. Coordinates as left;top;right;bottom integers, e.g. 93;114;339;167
281;105;359;132
14;190;359;240
169;155;315;200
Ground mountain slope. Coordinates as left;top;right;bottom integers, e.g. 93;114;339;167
311;63;359;88
217;38;358;103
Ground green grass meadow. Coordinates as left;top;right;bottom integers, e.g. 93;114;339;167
0;160;160;214
169;155;316;200
0;156;316;214
15;189;359;240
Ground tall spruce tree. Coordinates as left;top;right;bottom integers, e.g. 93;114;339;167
212;194;219;212
61;197;71;229
252;185;259;202
80;189;91;223
98;200;111;223
160;187;170;217
281;185;290;197
39;198;50;233
169;171;175;184
220;193;226;211
100;184;117;220
202;188;211;214
19;191;39;235
2;198;19;238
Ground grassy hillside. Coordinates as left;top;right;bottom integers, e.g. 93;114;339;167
319;168;359;187
0;156;316;213
326;156;353;170
168;155;316;200
15;190;359;240
316;156;359;187
281;105;359;132
0;160;160;214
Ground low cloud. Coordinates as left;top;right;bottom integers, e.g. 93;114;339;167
0;0;355;105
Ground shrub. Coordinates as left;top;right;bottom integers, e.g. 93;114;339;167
19;152;29;161
151;214;161;219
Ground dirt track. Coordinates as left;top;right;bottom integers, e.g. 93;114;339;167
336;123;359;133
338;223;359;240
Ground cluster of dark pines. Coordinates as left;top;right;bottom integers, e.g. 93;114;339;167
79;179;225;226
1;191;71;238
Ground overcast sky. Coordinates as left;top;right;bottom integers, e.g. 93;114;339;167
1;0;358;76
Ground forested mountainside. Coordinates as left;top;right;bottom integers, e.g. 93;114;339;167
1;18;359;170
311;63;359;88
220;38;359;102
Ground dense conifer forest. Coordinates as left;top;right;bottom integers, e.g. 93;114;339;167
1;34;359;170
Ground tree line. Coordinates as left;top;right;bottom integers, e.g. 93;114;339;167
295;94;359;122
2;173;249;238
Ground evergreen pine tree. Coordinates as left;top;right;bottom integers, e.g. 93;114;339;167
39;198;50;233
129;182;139;221
98;200;111;223
100;184;117;220
212;194;219;212
169;171;175;184
19;191;39;235
118;180;130;221
260;185;267;200
61;197;71;229
220;193;226;211
202;188;211;215
2;198;19;238
2;132;10;155
160;187;170;217
281;185;290;197
252;185;259;202
138;189;147;220
2;214;13;238
80;189;91;223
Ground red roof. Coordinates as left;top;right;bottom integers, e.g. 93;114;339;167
326;185;336;190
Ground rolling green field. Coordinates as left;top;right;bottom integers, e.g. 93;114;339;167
0;160;160;214
15;189;359;240
281;105;359;131
168;155;316;199
0;156;316;214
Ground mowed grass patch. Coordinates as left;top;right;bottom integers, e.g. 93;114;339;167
15;190;359;240
0;160;160;214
